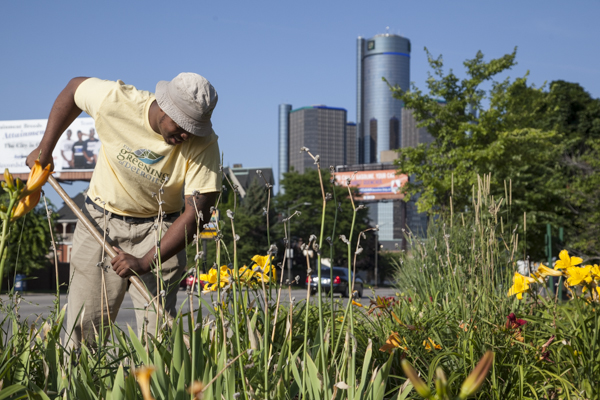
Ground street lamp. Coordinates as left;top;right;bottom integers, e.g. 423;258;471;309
287;201;311;283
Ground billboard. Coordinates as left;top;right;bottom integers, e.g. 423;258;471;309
334;169;408;201
0;118;97;174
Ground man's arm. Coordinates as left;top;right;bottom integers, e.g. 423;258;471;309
111;191;219;278
26;77;89;169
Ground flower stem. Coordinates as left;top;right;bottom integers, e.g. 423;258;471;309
0;196;17;289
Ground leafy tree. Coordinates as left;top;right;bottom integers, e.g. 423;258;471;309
275;169;372;272
186;174;277;270
0;192;57;276
390;48;567;259
230;178;276;264
531;81;600;259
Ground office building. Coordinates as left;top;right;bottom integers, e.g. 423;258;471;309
279;104;355;178
401;108;434;148
278;104;292;191
357;33;411;164
345;122;357;166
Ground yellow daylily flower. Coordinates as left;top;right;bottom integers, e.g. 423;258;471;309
11;189;41;222
379;332;408;353
566;265;593;287
252;254;276;283
423;337;442;351
590;265;600;281
554;250;583;270
352;300;363;307
21;160;53;198
537;264;563;277
252;254;274;269
134;366;156;400
507;272;535;300
199;266;231;293
233;265;255;283
532;264;563;283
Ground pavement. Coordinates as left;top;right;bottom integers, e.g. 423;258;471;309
0;286;399;334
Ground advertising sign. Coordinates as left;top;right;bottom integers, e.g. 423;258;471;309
0;118;97;174
334;169;408;201
200;209;220;239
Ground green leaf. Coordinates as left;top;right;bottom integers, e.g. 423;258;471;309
111;364;126;400
305;354;321;400
127;325;148;365
0;384;26;400
174;360;187;400
356;339;373;396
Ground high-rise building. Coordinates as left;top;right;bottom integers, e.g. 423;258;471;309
401;108;434;148
278;105;351;178
278;104;292;191
345;122;357;166
357;33;411;164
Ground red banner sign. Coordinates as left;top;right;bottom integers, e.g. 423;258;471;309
334;170;408;200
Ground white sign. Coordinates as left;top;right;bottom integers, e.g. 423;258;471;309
0;118;97;174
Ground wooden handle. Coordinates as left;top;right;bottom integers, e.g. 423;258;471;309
47;176;189;346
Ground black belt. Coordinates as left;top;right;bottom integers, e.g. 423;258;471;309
85;197;180;224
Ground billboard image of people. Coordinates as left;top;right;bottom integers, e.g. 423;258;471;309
0;118;97;173
334;170;408;201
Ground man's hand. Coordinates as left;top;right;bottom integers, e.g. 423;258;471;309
111;247;151;278
26;147;54;171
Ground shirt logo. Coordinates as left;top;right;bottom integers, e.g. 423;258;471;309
133;149;165;164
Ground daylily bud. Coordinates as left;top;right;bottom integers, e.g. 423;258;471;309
4;169;14;190
435;367;448;399
187;380;205;399
11;189;42;222
21;160;53;198
401;359;431;398
459;351;494;399
134;365;156;400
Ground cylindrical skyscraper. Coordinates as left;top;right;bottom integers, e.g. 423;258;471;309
278;103;292;192
357;33;410;163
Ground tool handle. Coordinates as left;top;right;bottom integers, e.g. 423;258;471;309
47;175;189;346
48;175;117;259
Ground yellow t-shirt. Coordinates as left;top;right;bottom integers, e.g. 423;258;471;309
74;78;221;217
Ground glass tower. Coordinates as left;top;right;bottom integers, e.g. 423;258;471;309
278;104;292;192
357;33;411;163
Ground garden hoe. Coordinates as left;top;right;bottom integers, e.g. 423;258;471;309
47;175;190;347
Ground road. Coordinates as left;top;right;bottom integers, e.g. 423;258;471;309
1;286;399;334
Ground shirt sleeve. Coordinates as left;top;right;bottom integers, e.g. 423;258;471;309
184;139;222;196
74;78;120;119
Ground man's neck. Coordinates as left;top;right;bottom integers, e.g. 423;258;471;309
148;101;161;134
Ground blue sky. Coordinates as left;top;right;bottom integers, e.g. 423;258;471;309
1;0;598;207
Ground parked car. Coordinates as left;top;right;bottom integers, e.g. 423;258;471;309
307;266;364;298
180;271;206;290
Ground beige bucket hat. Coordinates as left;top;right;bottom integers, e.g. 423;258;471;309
155;72;218;137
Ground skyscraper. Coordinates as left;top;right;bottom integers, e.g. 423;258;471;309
278;104;292;191
401;108;434;148
357;33;411;164
345;122;357;166
288;105;347;174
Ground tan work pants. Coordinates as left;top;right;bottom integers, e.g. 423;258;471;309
65;201;186;348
